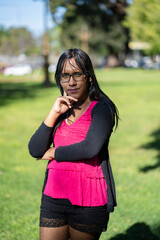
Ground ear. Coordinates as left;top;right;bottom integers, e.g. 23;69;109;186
89;77;92;82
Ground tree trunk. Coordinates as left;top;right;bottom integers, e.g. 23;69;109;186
43;55;52;87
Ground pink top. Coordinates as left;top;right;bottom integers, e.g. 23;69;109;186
44;101;107;206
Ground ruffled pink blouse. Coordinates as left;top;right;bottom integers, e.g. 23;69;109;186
44;101;107;206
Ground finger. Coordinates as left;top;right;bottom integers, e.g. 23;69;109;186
63;97;78;108
65;96;78;102
58;97;72;108
63;90;67;97
64;96;78;108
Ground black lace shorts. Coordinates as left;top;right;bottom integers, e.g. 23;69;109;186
40;194;110;233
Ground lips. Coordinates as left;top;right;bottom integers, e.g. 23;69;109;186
68;88;79;93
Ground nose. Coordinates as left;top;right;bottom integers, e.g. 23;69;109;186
69;75;77;86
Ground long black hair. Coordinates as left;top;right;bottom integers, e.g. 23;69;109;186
55;48;119;129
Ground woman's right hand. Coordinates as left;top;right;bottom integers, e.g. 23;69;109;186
44;92;78;127
52;93;78;115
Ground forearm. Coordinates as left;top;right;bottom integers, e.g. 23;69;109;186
28;107;62;158
55;139;101;161
55;102;113;162
44;107;60;127
28;94;77;159
28;122;54;158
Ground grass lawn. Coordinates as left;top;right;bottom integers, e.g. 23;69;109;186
0;68;160;240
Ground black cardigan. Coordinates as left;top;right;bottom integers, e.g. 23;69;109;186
28;98;117;212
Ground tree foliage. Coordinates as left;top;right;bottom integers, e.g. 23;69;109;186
49;0;129;58
0;26;40;56
124;0;160;54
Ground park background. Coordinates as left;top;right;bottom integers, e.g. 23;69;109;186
0;1;160;239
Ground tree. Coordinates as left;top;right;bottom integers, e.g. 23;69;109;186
0;26;9;46
33;0;52;86
42;0;52;87
0;26;40;56
49;26;62;55
49;0;129;65
124;0;160;55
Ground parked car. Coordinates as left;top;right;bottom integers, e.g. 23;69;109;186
139;56;160;69
3;64;32;76
124;55;160;69
124;58;139;68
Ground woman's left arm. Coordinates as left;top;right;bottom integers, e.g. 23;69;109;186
54;102;114;162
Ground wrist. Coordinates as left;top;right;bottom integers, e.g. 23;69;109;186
50;147;55;158
51;107;61;117
44;108;60;127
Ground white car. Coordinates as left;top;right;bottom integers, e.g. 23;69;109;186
3;64;32;76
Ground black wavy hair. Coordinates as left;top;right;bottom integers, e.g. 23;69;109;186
55;48;119;129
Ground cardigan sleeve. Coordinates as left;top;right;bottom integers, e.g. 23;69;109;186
55;101;114;162
28;122;54;158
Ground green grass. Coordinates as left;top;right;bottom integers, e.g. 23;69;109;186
0;68;160;240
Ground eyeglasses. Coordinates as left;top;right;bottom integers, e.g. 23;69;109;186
60;72;85;83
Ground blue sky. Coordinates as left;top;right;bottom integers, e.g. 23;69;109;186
0;0;55;36
0;0;132;37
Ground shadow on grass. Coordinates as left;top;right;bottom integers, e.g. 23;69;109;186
109;222;160;240
0;82;55;107
139;128;160;173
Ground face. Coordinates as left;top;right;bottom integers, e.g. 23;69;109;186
60;58;90;102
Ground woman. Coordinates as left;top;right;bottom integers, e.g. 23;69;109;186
28;48;119;240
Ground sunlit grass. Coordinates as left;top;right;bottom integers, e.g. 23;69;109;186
0;68;160;239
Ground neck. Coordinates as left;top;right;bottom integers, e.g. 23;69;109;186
68;96;91;119
73;96;91;109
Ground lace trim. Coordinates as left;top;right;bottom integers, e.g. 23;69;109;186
70;222;107;233
40;217;68;228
